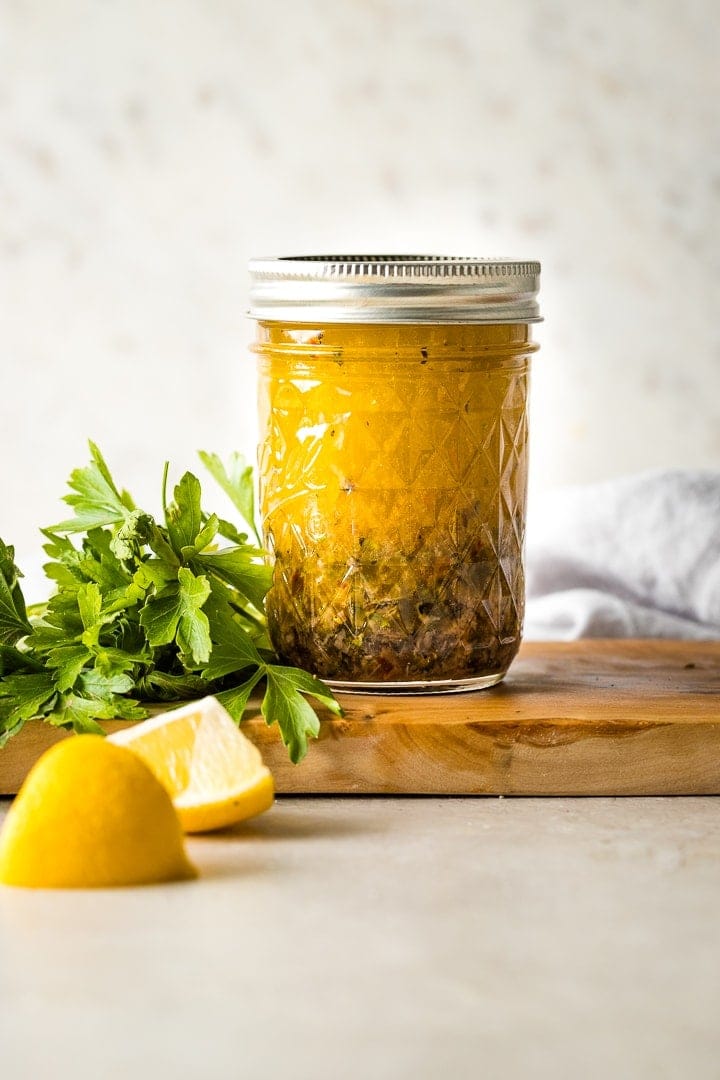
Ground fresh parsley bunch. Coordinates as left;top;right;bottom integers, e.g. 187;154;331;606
0;443;340;762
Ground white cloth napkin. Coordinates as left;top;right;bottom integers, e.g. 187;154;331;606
524;469;720;641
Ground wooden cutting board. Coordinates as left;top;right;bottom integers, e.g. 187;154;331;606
1;640;718;796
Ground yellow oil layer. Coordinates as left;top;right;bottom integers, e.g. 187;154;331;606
255;323;536;685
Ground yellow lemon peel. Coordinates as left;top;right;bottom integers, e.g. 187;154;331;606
0;735;196;889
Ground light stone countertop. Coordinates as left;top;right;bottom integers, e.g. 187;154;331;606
1;796;719;1080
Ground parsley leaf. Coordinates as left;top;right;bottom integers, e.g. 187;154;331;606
165;473;203;557
192;548;272;610
0;540;32;645
0;671;57;735
199;451;261;544
45;644;91;692
109;511;156;562
52;441;135;533
202;608;264;681
139;567;212;665
262;666;341;764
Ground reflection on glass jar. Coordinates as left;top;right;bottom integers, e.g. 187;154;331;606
249;257;541;693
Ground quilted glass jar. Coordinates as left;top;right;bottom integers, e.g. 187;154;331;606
249;256;541;692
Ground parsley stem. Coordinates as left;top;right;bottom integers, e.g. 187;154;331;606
161;460;170;525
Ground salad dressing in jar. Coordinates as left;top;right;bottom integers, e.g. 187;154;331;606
249;256;541;693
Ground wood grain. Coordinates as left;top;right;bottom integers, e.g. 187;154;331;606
1;640;719;796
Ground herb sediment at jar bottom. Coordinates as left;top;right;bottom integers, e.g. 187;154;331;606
256;323;533;686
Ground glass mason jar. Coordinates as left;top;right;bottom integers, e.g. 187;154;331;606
249;256;541;693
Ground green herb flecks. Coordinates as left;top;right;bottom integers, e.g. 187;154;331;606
0;445;341;762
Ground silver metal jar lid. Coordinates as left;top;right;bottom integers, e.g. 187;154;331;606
248;255;541;324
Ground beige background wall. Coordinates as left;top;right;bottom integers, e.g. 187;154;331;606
1;0;718;595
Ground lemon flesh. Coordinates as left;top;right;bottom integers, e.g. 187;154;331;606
109;697;274;833
0;736;196;889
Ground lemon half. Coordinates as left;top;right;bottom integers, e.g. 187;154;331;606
109;697;274;833
0;736;196;889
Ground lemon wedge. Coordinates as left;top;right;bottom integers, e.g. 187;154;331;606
0;735;196;889
109;696;274;833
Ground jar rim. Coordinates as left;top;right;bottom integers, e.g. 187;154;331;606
248;254;542;325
